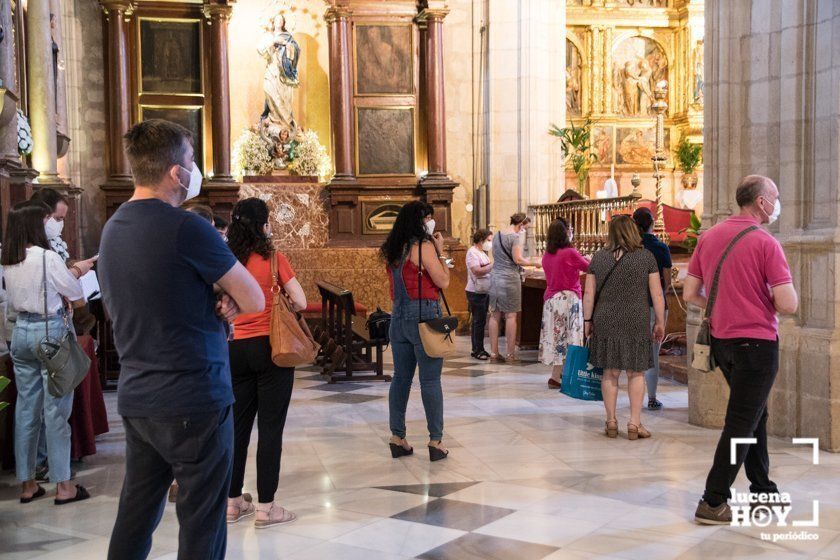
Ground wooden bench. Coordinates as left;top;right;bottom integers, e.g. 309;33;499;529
315;281;390;384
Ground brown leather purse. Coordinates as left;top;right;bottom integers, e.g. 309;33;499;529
269;252;320;367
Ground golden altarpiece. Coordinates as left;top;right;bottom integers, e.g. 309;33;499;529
565;0;704;209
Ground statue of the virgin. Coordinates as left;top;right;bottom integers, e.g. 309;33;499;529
258;13;300;140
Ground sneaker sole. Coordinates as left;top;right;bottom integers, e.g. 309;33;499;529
694;515;731;525
255;515;297;529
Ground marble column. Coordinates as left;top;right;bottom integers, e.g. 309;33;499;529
420;9;448;181
26;0;58;182
50;0;71;173
100;0;132;183
325;6;354;183
204;3;233;182
693;0;840;451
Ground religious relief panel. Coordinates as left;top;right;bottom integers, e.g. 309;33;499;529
612;36;668;117
616;126;669;165
591;126;614;165
566;40;583;116
139;20;202;94
357;108;415;175
692;39;704;105
355;25;413;95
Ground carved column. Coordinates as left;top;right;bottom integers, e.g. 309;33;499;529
26;0;59;183
325;7;354;183
100;0;133;184
204;3;233;182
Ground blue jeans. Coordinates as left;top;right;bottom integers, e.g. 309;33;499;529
12;314;73;483
389;317;444;441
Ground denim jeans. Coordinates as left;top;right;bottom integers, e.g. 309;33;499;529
11;314;73;483
389;317;444;441
702;337;779;506
644;308;668;399
466;291;489;355
108;407;233;560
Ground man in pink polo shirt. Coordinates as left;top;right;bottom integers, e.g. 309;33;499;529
684;175;798;525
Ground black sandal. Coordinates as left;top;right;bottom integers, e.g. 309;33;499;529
20;485;46;504
54;484;91;506
472;351;490;361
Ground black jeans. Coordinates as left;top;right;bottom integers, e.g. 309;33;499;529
228;336;295;503
702;337;780;506
108;407;233;560
466;291;489;355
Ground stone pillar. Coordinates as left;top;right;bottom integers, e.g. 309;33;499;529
325;6;354;183
204;3;233;182
26;0;59;182
420;9;447;180
100;0;133;184
50;0;71;177
693;0;840;451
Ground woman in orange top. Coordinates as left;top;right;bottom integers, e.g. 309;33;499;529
224;198;306;529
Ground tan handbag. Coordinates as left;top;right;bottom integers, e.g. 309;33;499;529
269;252;320;367
416;241;458;359
691;226;758;372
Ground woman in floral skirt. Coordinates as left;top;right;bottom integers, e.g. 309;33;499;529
539;218;590;388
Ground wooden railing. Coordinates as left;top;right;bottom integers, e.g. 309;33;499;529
529;192;642;255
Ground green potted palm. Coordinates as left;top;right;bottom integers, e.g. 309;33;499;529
549;118;599;195
674;136;703;190
680;212;702;253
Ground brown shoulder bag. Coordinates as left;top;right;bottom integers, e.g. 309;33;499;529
269;251;320;367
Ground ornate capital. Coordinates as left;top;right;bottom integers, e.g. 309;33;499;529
324;6;352;24
203;4;233;22
415;8;449;24
99;0;135;20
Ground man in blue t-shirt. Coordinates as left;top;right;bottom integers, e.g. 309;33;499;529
100;119;263;560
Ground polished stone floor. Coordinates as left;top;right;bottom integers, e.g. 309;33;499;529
2;339;840;559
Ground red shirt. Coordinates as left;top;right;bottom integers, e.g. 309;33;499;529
542;247;590;300
387;260;440;300
687;216;792;340
232;252;295;340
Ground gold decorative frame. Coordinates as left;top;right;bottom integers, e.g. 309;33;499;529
352;22;416;97
136;17;204;97
354;106;416;177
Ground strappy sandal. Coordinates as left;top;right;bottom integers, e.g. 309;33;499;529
428;440;449;462
604;419;618;438
627;422;651;440
227;493;255;524
255;502;297;529
20;484;46;504
389;435;413;458
54;485;90;505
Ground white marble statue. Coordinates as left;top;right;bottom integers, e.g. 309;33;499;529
258;12;300;166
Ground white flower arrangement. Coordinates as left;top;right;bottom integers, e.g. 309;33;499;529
287;130;332;181
17;110;33;156
232;128;273;178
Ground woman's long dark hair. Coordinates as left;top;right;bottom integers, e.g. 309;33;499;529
545;218;571;254
380;201;434;267
227;198;272;264
1;201;51;266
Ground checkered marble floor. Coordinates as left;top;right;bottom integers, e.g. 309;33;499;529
2;337;840;559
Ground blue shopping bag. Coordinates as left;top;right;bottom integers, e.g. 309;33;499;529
560;344;604;401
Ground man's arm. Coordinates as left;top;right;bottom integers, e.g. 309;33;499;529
683;275;706;309
772;283;798;315
216;262;264;314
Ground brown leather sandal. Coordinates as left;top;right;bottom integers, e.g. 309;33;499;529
604;419;618;438
627;423;651;440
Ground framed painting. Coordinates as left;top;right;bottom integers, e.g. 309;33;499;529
356;107;415;176
591;125;613;165
355;24;413;95
616;126;669;165
139;19;202;95
140;106;204;171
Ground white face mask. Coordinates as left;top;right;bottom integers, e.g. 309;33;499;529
482;240;492;252
425;219;436;236
178;163;203;202
762;197;781;225
45;217;64;239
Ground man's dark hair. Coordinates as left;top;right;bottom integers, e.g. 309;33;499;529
123;119;193;186
214;215;229;230
735;175;773;208
1;201;51;266
186;204;214;223
30;187;69;213
472;228;492;246
632;207;654;234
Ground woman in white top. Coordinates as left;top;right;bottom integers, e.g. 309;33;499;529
2;201;95;505
465;229;493;359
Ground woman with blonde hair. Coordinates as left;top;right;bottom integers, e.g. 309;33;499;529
582;215;665;440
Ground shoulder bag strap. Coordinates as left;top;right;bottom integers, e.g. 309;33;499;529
417;240;453;318
497;232;515;264
592;251;625;312
42;249;49;340
270;250;279;290
704;225;759;320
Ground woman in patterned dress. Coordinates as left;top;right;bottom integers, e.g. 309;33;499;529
582;215;666;440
